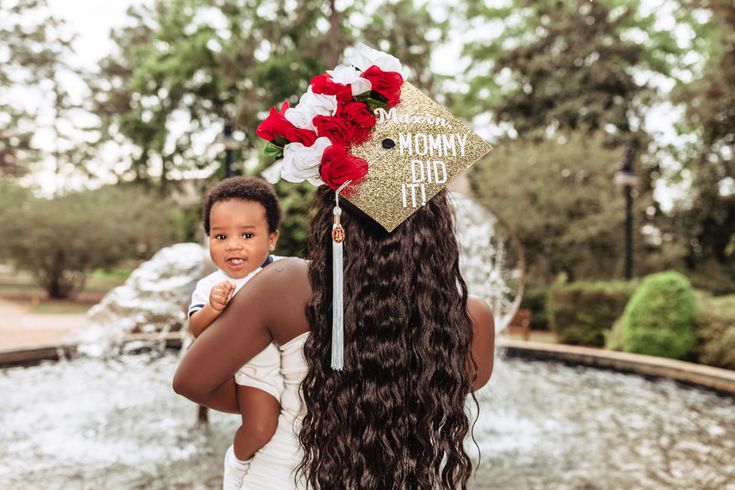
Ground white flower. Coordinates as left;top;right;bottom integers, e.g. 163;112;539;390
260;160;283;185
284;88;337;131
327;64;372;96
346;43;402;73
278;136;332;186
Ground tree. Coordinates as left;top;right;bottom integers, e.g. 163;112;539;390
90;0;446;256
671;0;735;291
471;132;657;283
0;0;90;188
91;0;445;188
0;186;178;298
458;0;690;140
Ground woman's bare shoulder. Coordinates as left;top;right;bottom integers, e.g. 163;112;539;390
251;257;310;290
467;295;495;391
468;295;493;326
239;257;312;344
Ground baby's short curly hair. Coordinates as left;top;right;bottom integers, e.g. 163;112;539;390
202;177;281;235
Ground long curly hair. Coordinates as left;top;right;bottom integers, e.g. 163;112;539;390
298;186;477;489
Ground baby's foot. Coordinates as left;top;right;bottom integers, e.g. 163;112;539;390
223;444;250;490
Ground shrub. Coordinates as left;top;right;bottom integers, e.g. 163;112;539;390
0;185;177;298
696;294;735;369
619;271;698;360
274;180;313;258
547;277;636;346
520;282;550;330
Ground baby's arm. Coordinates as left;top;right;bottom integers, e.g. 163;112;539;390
189;281;235;338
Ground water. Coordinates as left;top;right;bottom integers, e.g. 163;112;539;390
2;352;733;489
75;243;207;357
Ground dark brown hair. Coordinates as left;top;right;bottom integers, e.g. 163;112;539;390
298;186;476;489
202;177;281;235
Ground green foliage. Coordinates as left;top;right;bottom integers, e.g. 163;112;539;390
519;282;550;330
696;294;735;369
472;132;653;283
169;202;203;243
547;276;636;346
92;0;445;188
619;271;699;359
670;0;735;278
0;185;178;298
271;181;314;258
459;0;690;139
685;259;735;296
0;0;86;179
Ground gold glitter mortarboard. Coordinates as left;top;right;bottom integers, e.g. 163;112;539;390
347;82;492;231
257;44;493;232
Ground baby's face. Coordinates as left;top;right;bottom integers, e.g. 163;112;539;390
208;199;279;279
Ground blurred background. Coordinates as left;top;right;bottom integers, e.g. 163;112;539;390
1;0;733;366
1;1;735;488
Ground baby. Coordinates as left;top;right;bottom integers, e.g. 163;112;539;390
187;177;284;490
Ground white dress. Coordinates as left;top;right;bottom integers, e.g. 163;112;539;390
240;331;310;489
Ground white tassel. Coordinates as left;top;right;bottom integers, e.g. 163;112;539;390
331;220;344;370
330;181;350;371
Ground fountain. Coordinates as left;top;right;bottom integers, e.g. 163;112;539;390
1;195;734;489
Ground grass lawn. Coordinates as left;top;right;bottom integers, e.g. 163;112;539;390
27;300;93;314
0;264;136;306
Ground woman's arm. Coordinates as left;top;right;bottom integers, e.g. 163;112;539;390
468;295;495;391
173;258;311;412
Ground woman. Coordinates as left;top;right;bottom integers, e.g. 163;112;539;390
173;187;494;489
174;44;495;489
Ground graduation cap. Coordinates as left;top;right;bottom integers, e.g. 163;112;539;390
257;44;493;368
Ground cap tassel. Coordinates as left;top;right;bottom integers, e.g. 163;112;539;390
330;181;350;371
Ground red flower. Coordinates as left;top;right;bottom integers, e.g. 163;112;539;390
341;102;376;128
256;101;291;142
284;126;318;146
360;65;403;107
311;73;353;104
320;144;368;190
313;115;355;145
256;101;318;146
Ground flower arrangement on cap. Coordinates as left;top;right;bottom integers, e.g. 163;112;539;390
256;43;404;190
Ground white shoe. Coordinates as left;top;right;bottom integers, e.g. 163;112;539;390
223;445;250;490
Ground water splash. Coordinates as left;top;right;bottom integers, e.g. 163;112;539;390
74;243;208;357
451;193;521;332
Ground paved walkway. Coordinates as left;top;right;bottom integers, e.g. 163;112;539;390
0;297;88;350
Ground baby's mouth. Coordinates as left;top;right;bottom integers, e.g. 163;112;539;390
226;258;246;265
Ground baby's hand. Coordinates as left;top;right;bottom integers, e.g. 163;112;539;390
209;281;235;312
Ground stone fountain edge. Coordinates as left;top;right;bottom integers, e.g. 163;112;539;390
0;333;184;368
2;336;733;396
500;338;735;396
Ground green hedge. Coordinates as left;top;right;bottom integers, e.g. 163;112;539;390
547;278;636;346
520;283;550;330
697;294;735;369
618;271;698;360
0;185;177;298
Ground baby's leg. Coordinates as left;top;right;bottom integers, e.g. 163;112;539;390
233;385;281;461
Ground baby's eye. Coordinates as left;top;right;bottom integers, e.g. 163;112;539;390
215;234;226;240
242;233;254;239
